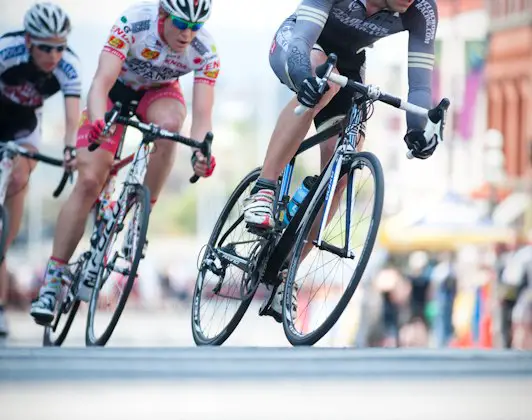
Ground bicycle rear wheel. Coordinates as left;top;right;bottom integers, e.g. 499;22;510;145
0;205;9;264
85;184;150;346
283;152;384;346
192;168;265;346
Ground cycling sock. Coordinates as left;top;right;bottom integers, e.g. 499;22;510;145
42;257;67;293
251;178;276;195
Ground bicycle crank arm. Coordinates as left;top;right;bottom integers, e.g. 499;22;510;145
312;240;355;259
214;247;252;273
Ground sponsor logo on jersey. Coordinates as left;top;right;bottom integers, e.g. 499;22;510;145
191;37;209;55
202;59;220;79
0;44;26;61
127;57;185;81
112;25;130;38
108;35;126;49
1;83;43;107
164;56;187;69
78;110;88;128
141;48;160;60
132;20;150;33
414;0;437;44
58;59;79;80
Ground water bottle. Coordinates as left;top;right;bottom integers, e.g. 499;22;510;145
283;175;318;226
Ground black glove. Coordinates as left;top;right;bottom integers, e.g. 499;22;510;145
404;129;438;160
63;145;76;162
297;77;329;108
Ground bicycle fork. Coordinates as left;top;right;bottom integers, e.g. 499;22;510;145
313;147;356;259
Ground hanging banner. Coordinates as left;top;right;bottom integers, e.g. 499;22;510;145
458;40;488;140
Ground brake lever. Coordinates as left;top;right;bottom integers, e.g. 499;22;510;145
190;132;214;184
88;102;122;152
294;54;337;116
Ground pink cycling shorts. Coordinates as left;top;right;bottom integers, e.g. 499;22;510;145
77;81;185;154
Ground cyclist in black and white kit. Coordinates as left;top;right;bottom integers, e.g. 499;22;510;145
0;2;81;336
243;0;440;322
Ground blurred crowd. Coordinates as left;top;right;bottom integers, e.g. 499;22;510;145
356;241;532;350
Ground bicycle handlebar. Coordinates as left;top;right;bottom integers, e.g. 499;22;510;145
90;102;213;183
12;146;72;198
294;53;450;159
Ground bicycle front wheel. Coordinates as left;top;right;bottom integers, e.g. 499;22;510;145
192;168;265;346
85;184;150;346
283;152;384;346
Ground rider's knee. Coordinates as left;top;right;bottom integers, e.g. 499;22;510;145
76;171;106;198
8;164;31;194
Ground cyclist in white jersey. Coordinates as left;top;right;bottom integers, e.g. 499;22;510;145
243;0;440;322
31;0;219;325
0;3;80;336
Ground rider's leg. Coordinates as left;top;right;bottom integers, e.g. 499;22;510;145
135;83;186;207
0;144;37;333
30;106;118;324
245;49;341;229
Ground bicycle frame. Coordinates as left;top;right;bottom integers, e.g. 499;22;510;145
77;130;151;298
277;102;363;255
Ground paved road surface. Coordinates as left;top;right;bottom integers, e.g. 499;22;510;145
2;308;532;420
1;348;531;420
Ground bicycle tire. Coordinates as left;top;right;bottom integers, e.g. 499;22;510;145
42;254;90;347
0;205;9;264
191;167;262;346
85;184;150;346
283;152;384;346
43;300;80;346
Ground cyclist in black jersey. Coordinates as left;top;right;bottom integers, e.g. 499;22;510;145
0;2;81;336
243;0;440;322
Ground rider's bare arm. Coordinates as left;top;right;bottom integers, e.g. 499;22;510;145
191;82;214;144
64;96;80;147
286;0;334;90
191;51;219;143
404;0;438;130
88;20;133;123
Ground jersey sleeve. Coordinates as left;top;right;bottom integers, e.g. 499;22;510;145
286;0;334;91
403;0;439;130
102;12;135;61
194;43;220;86
0;34;26;76
57;50;82;97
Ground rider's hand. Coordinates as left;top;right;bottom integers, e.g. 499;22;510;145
404;129;438;160
191;151;216;178
297;77;329;109
63;145;77;171
87;119;107;145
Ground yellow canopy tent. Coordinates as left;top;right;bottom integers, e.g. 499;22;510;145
377;192;515;252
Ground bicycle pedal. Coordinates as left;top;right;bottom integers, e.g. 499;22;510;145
246;225;273;238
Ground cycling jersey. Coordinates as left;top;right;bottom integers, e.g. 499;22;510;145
102;2;220;91
0;30;82;141
271;0;438;129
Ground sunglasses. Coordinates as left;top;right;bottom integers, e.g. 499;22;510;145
170;16;204;31
31;40;67;53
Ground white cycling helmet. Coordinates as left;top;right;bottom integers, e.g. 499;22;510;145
23;2;71;39
160;0;212;23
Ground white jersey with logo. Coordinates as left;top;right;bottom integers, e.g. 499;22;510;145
0;31;82;108
102;1;220;91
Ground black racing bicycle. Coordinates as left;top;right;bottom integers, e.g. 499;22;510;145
192;53;449;346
